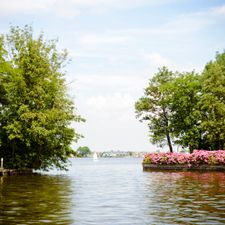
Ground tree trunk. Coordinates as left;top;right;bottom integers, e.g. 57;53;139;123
166;131;173;153
189;146;193;154
163;108;173;153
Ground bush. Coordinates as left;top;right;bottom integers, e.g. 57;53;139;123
143;150;225;166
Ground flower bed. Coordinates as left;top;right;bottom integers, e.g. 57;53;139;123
143;150;225;171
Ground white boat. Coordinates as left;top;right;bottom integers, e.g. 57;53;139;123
93;152;98;161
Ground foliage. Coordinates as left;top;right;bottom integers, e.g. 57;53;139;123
135;67;175;152
143;150;225;165
199;51;225;149
76;146;91;157
136;50;225;153
0;25;84;170
168;71;203;152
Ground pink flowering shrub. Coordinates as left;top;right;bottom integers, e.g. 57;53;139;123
143;150;225;165
190;150;225;165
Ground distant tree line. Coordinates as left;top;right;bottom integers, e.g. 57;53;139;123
0;26;84;170
135;51;225;153
75;146;91;157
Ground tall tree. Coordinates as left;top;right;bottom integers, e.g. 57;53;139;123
169;71;203;152
0;26;84;170
199;51;225;149
135;67;175;152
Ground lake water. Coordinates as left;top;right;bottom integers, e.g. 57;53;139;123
0;158;225;225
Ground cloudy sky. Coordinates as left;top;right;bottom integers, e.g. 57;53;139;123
0;0;225;152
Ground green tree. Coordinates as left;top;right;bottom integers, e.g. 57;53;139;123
199;51;225;149
0;26;84;170
136;51;225;152
169;71;203;152
135;67;175;152
76;146;91;157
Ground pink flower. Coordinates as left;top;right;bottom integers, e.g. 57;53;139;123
143;150;225;166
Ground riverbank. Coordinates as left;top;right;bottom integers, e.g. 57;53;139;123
143;163;225;171
0;169;33;176
143;150;225;172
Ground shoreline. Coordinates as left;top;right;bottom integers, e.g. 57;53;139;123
143;163;225;172
0;169;34;176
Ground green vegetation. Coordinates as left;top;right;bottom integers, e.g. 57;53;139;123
75;146;91;157
135;51;225;153
135;67;175;152
0;26;84;170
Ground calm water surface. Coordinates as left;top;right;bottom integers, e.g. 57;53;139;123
0;158;225;224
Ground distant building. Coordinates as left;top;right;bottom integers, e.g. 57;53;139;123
100;150;146;158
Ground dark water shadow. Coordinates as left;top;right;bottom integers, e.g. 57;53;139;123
0;174;75;225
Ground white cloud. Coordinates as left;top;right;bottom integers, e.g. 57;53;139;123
0;0;80;18
0;0;174;17
79;34;132;45
118;17;208;38
67;4;223;62
0;0;52;14
72;74;148;95
53;1;81;18
65;3;224;75
77;0;172;13
75;91;152;151
111;4;225;38
141;51;205;72
143;53;171;68
213;4;225;15
1;0;224;24
78;74;146;86
86;93;134;113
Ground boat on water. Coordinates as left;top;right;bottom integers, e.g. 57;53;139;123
93;152;98;161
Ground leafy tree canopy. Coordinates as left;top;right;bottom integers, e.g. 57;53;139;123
135;67;175;152
136;50;225;152
199;51;225;149
76;146;91;157
0;25;84;170
169;71;203;152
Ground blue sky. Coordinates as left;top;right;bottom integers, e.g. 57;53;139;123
0;0;225;152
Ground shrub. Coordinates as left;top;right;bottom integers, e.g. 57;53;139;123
143;150;225;166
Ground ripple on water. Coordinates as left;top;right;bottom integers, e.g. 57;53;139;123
0;158;225;225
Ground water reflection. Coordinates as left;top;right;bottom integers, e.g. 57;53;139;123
0;159;225;225
143;172;225;224
0;175;74;225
